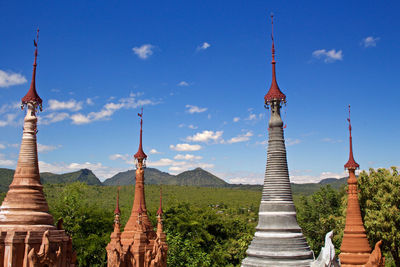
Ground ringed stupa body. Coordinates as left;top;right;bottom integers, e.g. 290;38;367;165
241;16;314;267
0;30;75;266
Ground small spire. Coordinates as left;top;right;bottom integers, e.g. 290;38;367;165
344;105;360;170
264;14;286;105
134;108;147;160
157;187;163;216
22;28;43;110
114;187;121;215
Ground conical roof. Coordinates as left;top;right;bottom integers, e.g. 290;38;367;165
264;15;286;104
22;29;42;106
344;105;360;170
134;109;147;159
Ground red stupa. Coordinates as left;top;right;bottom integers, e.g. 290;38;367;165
339;105;372;266
106;110;167;266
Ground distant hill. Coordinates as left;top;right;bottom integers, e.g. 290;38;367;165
103;167;228;187
41;169;102;186
176;168;228;187
0;168;102;192
0;167;348;195
103;168;176;186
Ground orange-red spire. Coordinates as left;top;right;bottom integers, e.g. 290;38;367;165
264;14;286;105
114;187;121;215
134;108;147;160
344;105;360;170
22;28;43;109
157;187;163;216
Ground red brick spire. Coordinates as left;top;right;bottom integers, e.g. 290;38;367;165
157;187;163;216
340;105;371;265
134;108;147;160
114;187;121;215
22;28;43;110
264;14;286;105
344;105;360;170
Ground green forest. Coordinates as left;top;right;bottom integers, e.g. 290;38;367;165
1;167;398;266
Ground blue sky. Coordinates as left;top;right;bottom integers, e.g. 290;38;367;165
0;1;399;183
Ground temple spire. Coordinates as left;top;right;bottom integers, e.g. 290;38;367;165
264;14;286;105
22;28;42;110
242;15;313;266
0;30;75;266
339;106;371;265
134;108;147;160
344;105;359;170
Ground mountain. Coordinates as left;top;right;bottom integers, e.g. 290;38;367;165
103;167;228;187
40;169;102;186
0;167;348;195
175;168;228;187
0;168;102;192
103;168;176;186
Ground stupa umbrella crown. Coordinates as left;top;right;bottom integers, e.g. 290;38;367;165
344;105;360;170
264;14;286;105
22;28;43;110
134;108;147;160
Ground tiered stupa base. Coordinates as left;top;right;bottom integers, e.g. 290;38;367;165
0;227;75;266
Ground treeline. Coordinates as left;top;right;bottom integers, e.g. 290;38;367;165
1;167;397;266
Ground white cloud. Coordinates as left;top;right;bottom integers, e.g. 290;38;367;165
132;44;154;59
312;49;343;63
186;130;223;143
0;144;5;149
361;36;380;48
233;117;240;122
290;170;349;184
0;102;20;115
197;42;211;50
0;154;15;166
188;124;198;129
174;154;202;160
37;143;61;153
186;105;207;114
0;113;19;127
86;98;94;105
178;81;189;86
70;93;157;125
147;158;186;167
321;138;343;144
216;170;263;184
226;131;253;144
48;99;83;111
0;70;27;88
149;149;161;154
39;161;124;181
286;138;301;146
109;153;134;165
39;112;69;125
169;143;202;151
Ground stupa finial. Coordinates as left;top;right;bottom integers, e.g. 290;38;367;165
264;14;286;105
22;28;42;111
